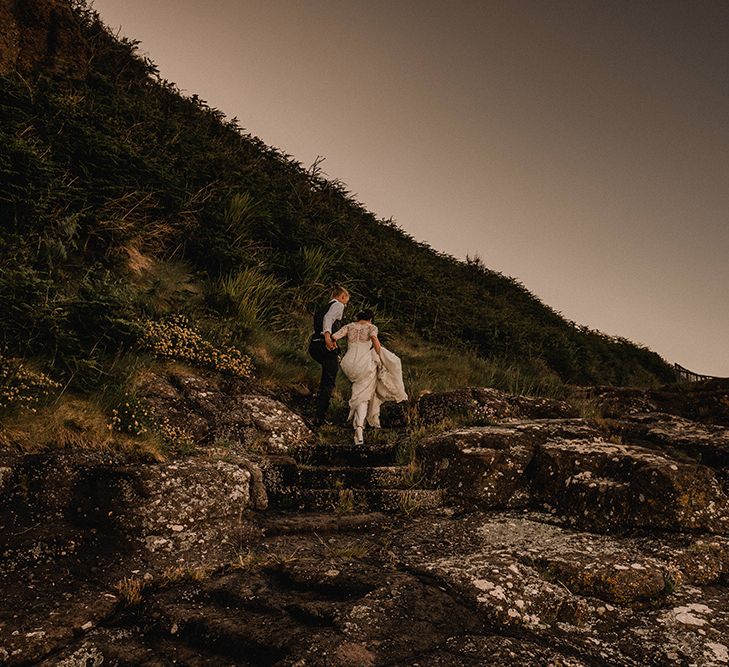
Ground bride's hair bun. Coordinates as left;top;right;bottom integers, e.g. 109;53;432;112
356;309;375;323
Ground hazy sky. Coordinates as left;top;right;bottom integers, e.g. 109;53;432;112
92;0;729;376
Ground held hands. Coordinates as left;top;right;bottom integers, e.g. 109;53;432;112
324;333;337;351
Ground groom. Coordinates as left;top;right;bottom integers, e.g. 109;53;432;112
309;285;350;425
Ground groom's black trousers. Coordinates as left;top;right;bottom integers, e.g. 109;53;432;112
308;337;339;420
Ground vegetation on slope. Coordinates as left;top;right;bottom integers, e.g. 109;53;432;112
0;1;675;440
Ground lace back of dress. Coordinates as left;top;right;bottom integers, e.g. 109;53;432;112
348;323;376;343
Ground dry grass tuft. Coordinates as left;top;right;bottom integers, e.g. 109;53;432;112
399;490;430;516
124;245;154;273
334;486;356;515
568;396;606;419
0;394;165;460
161;565;210;585
114;576;147;606
399;459;423;489
1;396;113;452
233;548;300;570
325;539;371;561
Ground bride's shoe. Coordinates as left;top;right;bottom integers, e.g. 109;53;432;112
354;426;364;445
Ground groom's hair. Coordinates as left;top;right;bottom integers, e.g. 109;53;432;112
331;285;349;299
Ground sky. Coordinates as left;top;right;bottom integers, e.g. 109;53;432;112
91;0;729;376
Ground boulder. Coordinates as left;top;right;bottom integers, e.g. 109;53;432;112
71;455;267;558
416;419;605;510
1;451;266;566
638;535;729;586
532;438;729;533
616;412;729;468
417;425;540;509
418;419;729;534
572;386;660;418
573;380;729;427
0;450;266;664
139;368;313;454
216;394;312;454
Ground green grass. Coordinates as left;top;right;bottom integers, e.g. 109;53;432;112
0;0;679;448
213;267;285;332
392;335;566;399
128;258;203;320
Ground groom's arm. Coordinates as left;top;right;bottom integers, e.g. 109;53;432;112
322;301;345;350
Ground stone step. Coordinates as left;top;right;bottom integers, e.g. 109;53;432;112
297;465;409;489
271;487;444;514
137;602;289;665
256;512;387;536
299;442;401;467
263;455;299;487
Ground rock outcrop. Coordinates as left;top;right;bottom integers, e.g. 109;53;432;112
140;368;313;454
0;365;318;663
3;381;729;665
393;513;729;666
0;448;266;663
417;386;578;424
29;511;729;666
0;0;90;77
573;380;729;426
418;415;729;534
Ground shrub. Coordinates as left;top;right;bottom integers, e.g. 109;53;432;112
287;246;341;307
139;315;253;378
108;393;195;454
0;354;60;413
224;193;268;249
108;395;150;436
153;413;196;455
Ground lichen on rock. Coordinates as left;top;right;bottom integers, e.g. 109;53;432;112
139;368;313;454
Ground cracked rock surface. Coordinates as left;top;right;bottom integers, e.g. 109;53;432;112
418;414;729;534
0;450;266;664
22;511;729;667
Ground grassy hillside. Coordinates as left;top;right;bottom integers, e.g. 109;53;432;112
0;1;675;435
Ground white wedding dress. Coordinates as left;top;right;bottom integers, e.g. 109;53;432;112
332;322;408;430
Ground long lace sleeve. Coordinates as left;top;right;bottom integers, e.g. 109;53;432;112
332;324;349;341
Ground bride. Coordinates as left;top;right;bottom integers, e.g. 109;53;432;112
331;309;408;444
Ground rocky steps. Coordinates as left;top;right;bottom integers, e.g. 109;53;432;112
1;375;729;665
266;442;444;514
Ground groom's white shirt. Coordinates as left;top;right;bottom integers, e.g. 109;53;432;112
321;299;345;334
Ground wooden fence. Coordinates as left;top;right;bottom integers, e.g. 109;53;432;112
673;363;725;383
